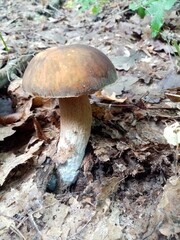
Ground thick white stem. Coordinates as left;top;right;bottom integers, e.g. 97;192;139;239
57;95;92;186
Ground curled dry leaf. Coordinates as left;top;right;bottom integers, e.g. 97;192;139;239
165;92;180;102
32;97;58;109
33;116;48;141
0;140;43;186
0;112;23;125
98;90;127;103
0;97;33;141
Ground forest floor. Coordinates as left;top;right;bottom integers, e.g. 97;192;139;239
0;0;180;239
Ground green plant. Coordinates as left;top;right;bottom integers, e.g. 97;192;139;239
129;0;177;37
0;33;8;52
171;39;180;66
173;39;180;58
66;0;109;14
160;31;180;66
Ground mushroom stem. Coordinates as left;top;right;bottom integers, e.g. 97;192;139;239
57;95;92;186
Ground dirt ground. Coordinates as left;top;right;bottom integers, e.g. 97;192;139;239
0;0;180;239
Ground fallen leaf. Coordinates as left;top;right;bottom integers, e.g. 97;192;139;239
33;116;48;141
96;177;120;205
98;91;127;103
0;140;43;186
111;49;145;71
0;216;15;237
42;194;69;238
156;176;180;236
165;92;180;102
163;122;180;146
84;202;123;240
102;75;138;97
159;71;180;91
0;112;23;125
0;174;43;224
0;126;16;141
93;138;116;162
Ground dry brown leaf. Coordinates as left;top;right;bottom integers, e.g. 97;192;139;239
0;171;44;238
0;112;23;125
96;90;127;103
33;117;48;141
101;90;127;103
159;71;180;91
32;96;44;107
84;202;123;240
42;195;94;239
0;140;43;186
93;137;116;162
165;92;180;102
32;97;58;109
8;78;28;99
0;99;33;141
42;194;69;238
111;49;145;71
156;176;180;236
96;177;120;205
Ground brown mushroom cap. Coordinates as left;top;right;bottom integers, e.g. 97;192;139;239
22;44;117;97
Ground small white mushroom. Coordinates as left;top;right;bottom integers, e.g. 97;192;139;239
22;44;117;187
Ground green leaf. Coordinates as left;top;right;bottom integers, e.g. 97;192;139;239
146;1;162;16
72;0;108;14
129;0;178;37
162;0;177;10
92;5;100;14
129;2;141;11
151;14;164;37
145;1;164;36
141;0;156;8
172;40;180;57
137;6;146;18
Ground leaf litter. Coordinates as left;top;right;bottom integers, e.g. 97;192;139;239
0;0;180;239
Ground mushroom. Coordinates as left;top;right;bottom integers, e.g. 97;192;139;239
22;44;117;187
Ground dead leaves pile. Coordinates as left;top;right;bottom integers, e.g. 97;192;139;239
0;0;180;239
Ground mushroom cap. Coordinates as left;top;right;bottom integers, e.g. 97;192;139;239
22;44;117;98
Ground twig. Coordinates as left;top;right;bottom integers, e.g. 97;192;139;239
0;212;26;239
9;225;26;240
28;212;43;240
142;220;163;240
68;212;97;240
